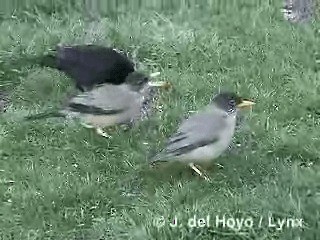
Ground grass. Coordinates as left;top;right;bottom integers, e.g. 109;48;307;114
0;1;320;239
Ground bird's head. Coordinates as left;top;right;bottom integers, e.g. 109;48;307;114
125;71;172;92
212;92;255;113
125;72;150;92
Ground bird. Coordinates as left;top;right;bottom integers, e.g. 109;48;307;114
150;92;255;181
282;0;313;23
34;44;136;91
25;71;170;137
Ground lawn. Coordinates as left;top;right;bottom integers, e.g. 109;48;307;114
0;0;319;239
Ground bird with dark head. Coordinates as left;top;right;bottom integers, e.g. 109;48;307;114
36;44;136;91
25;71;170;138
124;72;150;92
212;91;254;113
150;91;255;181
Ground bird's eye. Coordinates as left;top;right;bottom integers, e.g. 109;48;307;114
229;99;236;106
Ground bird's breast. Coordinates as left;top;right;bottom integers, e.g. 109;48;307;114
178;114;237;163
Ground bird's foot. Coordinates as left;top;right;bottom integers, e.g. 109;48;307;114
149;72;161;78
188;163;210;182
81;123;112;138
225;142;240;156
96;128;112;138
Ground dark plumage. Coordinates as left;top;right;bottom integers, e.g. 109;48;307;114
212;92;244;113
38;44;135;91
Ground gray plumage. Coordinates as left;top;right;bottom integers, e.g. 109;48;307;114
152;106;237;163
63;79;149;127
151;92;245;164
282;0;314;23
25;72;158;128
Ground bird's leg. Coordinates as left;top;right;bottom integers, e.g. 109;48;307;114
127;119;137;128
81;123;112;138
188;163;210;181
149;72;161;78
81;123;95;129
196;164;211;181
95;128;112;138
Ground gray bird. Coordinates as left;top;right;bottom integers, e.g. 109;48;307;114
150;92;255;180
25;72;170;137
282;0;313;23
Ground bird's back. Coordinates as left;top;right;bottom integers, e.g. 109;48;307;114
56;45;135;88
66;83;143;127
163;106;237;162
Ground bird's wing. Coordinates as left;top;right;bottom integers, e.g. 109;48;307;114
66;84;140;115
56;45;134;86
67;103;126;115
153;108;228;161
57;45;105;78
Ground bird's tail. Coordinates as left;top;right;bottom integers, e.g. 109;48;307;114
35;52;58;69
149;151;169;166
24;110;65;120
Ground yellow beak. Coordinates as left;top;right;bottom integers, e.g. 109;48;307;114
148;71;172;90
236;99;255;109
148;81;172;90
